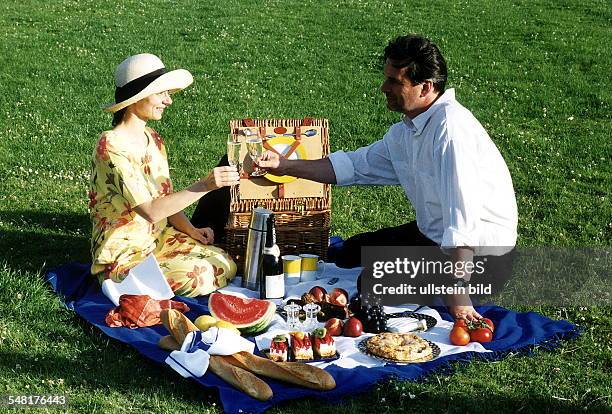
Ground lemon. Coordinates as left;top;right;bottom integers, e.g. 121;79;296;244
194;315;218;331
215;320;241;335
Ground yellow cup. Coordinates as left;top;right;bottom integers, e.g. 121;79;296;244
282;255;301;285
299;254;324;281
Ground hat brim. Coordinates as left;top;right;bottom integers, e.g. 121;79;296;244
102;69;193;113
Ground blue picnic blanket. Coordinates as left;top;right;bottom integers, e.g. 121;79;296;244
45;262;579;414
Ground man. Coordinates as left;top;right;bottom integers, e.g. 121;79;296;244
259;35;517;320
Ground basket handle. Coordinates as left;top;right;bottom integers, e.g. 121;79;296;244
240;118;313;127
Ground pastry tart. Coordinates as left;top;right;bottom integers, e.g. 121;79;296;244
365;332;433;362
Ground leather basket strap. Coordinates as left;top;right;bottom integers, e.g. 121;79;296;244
263;140;281;156
283;139;302;159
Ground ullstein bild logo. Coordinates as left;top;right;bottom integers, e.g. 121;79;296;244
370;282;493;296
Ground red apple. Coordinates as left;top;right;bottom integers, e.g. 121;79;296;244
324;318;344;336
329;288;349;307
309;286;328;302
343;317;363;337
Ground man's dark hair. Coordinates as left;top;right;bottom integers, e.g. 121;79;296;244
112;108;126;127
383;35;447;92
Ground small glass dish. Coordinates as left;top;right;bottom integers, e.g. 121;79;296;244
283;303;302;331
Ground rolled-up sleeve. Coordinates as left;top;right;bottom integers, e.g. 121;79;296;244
328;138;400;186
327;151;356;185
437;125;482;248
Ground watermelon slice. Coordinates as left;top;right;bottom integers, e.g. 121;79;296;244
208;293;276;335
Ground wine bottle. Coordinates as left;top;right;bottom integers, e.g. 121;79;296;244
260;214;284;299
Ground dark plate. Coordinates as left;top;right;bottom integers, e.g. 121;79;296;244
357;335;441;364
385;311;438;330
260;348;340;363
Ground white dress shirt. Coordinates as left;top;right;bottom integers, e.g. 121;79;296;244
328;89;517;253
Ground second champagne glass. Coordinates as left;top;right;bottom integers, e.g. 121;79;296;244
246;136;266;177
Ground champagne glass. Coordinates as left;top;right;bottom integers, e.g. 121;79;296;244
246;136;266;177
226;135;241;172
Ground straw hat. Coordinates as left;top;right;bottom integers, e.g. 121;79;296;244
103;53;193;113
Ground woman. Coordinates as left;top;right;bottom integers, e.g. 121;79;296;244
89;53;239;297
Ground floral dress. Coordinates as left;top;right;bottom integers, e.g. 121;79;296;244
88;127;237;297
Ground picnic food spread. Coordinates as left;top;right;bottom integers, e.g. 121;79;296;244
365;332;433;362
101;272;489;401
124;265;481;400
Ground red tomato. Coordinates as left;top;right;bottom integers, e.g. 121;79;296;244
481;318;495;332
470;328;493;343
449;327;471;346
454;319;468;329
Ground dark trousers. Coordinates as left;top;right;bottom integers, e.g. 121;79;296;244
335;221;437;268
190;156;232;241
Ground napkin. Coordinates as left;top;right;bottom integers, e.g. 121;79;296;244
165;327;255;378
101;255;174;306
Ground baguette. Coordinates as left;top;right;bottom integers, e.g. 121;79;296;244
160;308;199;344
209;355;273;401
223;352;336;391
276;361;336;390
158;335;181;352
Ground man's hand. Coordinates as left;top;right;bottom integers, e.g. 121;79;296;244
258;151;288;175
446;292;482;321
187;227;214;245
449;305;482;321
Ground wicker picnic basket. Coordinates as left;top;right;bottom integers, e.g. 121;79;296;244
223;118;331;271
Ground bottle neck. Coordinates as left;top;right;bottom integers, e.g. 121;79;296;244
263;244;280;258
264;214;277;249
265;226;276;248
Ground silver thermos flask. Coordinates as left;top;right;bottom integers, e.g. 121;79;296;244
242;207;273;290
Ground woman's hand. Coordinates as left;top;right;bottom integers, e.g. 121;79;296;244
202;166;240;190
187;227;215;245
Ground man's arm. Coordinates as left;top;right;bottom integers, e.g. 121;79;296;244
445;246;482;321
450;246;475;282
258;152;337;184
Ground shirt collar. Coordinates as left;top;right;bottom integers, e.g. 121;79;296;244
403;88;456;135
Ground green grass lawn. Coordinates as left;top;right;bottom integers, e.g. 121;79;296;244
0;0;610;412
